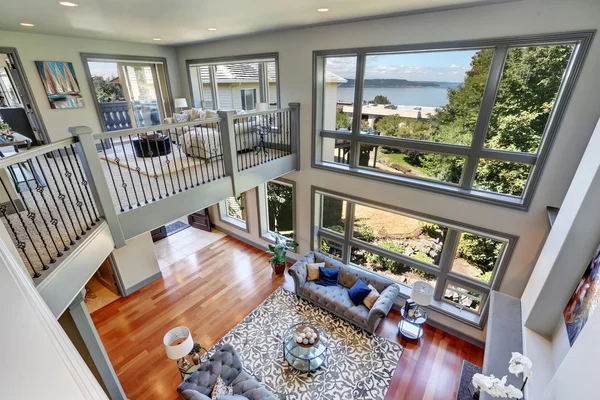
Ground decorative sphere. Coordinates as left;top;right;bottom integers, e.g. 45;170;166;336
309;338;315;344
303;339;309;344
300;333;306;339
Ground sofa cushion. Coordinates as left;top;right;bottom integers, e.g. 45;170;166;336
315;267;339;286
306;262;323;281
348;278;372;306
300;282;369;324
363;284;380;310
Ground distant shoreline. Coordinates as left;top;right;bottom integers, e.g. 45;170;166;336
338;78;460;89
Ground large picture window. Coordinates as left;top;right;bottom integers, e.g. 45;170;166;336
313;32;593;209
218;194;247;231
257;179;295;242
187;54;279;111
312;187;516;325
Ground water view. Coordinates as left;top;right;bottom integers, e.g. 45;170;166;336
337;84;460;108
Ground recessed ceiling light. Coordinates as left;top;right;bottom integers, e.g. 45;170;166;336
59;1;78;6
153;38;162;41
208;28;217;31
20;22;35;27
317;8;329;12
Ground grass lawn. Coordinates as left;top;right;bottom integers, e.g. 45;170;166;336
377;151;429;177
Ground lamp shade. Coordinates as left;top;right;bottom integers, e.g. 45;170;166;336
411;281;434;306
174;98;188;109
163;326;193;360
255;102;269;112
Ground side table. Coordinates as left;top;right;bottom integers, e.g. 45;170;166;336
398;305;427;340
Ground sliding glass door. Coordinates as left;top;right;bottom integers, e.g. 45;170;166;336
83;55;172;132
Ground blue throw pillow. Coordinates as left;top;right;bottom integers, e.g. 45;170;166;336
348;278;373;306
315;267;339;287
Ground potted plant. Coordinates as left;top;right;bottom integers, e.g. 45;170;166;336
268;232;298;274
472;352;532;399
0;122;11;136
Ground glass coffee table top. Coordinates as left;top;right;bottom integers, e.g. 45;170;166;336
283;322;328;372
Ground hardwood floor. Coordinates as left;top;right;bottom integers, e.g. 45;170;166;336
92;235;483;400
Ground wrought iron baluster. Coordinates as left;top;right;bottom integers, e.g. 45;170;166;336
234;119;243;171
45;153;78;243
216;122;226;178
128;134;149;204
60;148;92;231
144;133;162;200
28;158;70;253
69;144;100;222
35;157;75;248
0;178;46;274
208;123;221;180
108;138;133;210
189;126;201;186
249;117;257;168
182;126;196;187
117;138;141;207
100;140;125;212
174;127;189;191
171;127;185;192
136;133;155;202
167;128;183;193
52;150;85;237
287;110;292;155
13;163;57;264
195;126;207;185
160;130;177;195
204;125;216;182
151;132;170;197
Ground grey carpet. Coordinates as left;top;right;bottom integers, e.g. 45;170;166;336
456;360;481;400
209;287;403;400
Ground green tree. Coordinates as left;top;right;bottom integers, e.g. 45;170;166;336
267;182;293;237
336;112;351;130
92;76;125;103
371;95;392;105
457;233;502;272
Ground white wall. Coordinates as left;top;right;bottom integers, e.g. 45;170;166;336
0;30;182;141
176;0;600;341
112;231;160;293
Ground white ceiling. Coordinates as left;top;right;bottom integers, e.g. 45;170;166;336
0;0;495;46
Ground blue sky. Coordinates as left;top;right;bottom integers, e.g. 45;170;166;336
88;61;119;78
327;50;478;83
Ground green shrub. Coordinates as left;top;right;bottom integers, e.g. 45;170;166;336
457;233;502;272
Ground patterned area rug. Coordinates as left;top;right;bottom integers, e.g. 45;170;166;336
209;287;403;400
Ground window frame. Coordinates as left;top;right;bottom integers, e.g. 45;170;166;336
218;194;248;232
256;178;296;245
311;186;518;328
311;31;594;210
241;88;257;111
185;53;280;111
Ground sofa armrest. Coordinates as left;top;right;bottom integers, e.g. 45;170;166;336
367;284;400;328
180;390;211;400
288;258;309;292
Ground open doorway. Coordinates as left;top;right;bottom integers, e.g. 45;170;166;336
0;48;47;145
83;256;122;313
81;54;173;133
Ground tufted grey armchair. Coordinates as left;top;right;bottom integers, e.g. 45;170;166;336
178;344;276;400
289;251;400;333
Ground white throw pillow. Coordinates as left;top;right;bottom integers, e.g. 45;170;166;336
205;109;218;119
173;113;190;123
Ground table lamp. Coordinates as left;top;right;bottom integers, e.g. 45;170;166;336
411;281;434;317
164;326;194;371
174;98;188;113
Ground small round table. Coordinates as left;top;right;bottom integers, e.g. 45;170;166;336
283;322;328;373
398;306;427;340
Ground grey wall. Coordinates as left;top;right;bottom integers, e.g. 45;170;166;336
175;0;600;341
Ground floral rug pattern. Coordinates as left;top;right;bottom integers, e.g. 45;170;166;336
209;287;403;400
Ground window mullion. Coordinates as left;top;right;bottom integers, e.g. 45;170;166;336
208;65;220;110
258;62;267;104
342;201;355;264
433;229;460;301
461;46;508;190
349;53;366;169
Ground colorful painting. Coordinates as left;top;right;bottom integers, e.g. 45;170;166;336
35;61;84;109
563;243;600;346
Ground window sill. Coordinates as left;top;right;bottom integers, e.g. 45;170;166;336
219;216;248;232
313;161;527;210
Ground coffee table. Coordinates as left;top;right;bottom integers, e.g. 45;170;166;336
132;135;172;157
283;322;328;373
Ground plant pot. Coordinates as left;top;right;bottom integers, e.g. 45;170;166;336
271;262;285;274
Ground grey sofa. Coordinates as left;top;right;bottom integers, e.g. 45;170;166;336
178;344;275;400
289;251;400;333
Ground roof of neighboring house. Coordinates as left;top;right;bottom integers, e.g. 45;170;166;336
198;62;277;83
325;71;347;83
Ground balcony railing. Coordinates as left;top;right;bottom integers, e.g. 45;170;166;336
0;139;101;279
0;103;299;282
